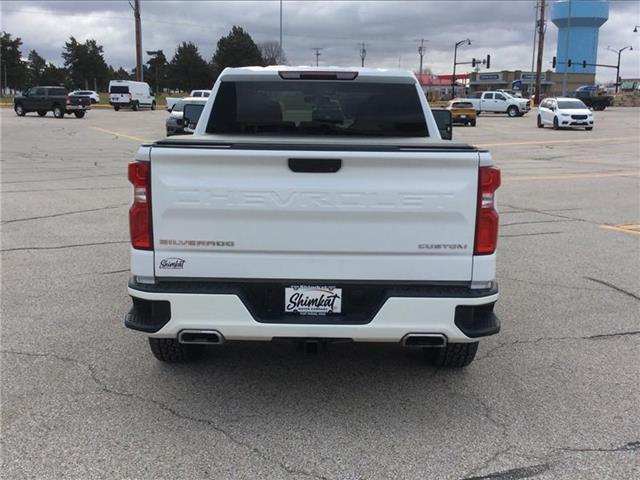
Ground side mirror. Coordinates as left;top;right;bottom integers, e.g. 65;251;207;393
183;103;205;132
432;109;452;140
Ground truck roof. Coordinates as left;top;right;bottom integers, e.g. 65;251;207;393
219;66;417;82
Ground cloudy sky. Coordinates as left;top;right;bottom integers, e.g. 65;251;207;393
1;0;639;81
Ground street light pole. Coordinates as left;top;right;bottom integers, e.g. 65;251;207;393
606;45;633;93
451;39;471;99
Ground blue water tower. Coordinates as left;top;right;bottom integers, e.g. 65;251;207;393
551;0;609;74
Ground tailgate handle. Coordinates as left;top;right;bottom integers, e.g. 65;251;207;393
288;158;341;173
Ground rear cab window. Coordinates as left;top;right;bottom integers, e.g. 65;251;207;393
47;88;67;96
206;80;428;137
110;86;129;94
484;93;494;99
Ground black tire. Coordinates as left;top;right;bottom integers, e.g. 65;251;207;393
37;110;47;117
74;111;86;118
507;105;519;117
553;116;559;130
585;127;593;131
52;104;64;118
15;103;26;116
132;101;139;111
425;342;479;368
113;105;120;111
470;119;476;127
148;337;201;363
151;101;156;111
537;115;544;128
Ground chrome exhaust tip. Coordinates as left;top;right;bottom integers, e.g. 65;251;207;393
178;329;224;345
402;334;447;348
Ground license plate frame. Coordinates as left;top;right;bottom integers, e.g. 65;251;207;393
284;285;342;316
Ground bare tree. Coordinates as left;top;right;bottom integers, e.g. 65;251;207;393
259;41;287;66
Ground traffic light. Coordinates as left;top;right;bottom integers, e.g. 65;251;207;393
567;59;572;67
552;56;557;68
471;58;477;67
485;54;490;69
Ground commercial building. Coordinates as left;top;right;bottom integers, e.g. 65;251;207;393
469;70;596;97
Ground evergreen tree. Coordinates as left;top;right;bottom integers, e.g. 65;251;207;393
211;26;264;78
62;36;109;90
168;42;213;91
0;31;28;92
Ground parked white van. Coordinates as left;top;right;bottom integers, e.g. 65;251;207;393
108;80;156;111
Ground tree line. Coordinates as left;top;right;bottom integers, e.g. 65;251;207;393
0;26;286;94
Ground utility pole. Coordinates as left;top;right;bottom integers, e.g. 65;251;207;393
418;39;426;76
359;42;367;67
312;47;322;67
561;0;572;96
133;0;143;81
534;0;546;105
279;0;283;52
530;1;539;96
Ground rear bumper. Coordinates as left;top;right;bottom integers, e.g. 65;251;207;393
66;104;89;111
126;280;499;343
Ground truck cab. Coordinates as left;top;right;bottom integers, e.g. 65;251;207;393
467;91;531;117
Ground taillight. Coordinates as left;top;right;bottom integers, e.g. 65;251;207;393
474;166;501;255
66;97;71;105
128;161;153;250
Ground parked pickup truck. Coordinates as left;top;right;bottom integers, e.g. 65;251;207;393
466;91;531;117
14;86;91;118
165;90;211;111
574;88;612;111
125;67;501;368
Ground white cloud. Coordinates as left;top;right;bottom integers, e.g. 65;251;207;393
1;0;638;81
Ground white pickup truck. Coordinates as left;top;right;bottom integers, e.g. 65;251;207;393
125;67;501;368
465;91;531;117
165;90;211;111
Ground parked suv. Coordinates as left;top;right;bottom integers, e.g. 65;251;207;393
69;89;100;104
14;86;91;118
537;97;594;130
165;97;207;136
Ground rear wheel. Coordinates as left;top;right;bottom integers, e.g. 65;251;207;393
507;105;519;117
537;115;544;128
425;342;479;368
553;116;559;130
148;338;201;363
151;101;156;110
52;105;64;118
132;101;139;111
15;103;26;116
113;105;120;111
37;110;47;117
74;111;85;118
470;119;476;127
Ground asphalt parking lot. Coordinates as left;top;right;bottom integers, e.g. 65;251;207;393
1;106;639;480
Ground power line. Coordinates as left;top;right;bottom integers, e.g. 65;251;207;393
312;47;323;67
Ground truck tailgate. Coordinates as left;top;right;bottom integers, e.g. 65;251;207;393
150;145;480;281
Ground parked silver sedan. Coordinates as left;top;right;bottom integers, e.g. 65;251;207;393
166;97;207;136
